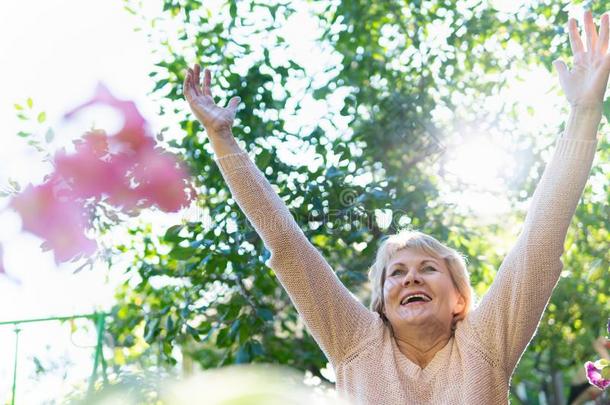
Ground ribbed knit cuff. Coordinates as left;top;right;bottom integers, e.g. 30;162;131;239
563;105;602;141
554;106;601;162
214;151;252;174
554;136;599;162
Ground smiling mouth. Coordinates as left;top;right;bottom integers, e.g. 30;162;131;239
400;294;432;306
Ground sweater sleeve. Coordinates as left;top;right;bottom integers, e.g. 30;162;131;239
214;151;378;365
468;108;601;377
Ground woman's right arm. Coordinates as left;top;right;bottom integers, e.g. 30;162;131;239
183;64;379;365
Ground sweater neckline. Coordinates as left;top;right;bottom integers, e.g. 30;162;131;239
392;333;454;379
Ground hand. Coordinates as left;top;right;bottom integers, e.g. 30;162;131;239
553;11;610;108
183;63;241;138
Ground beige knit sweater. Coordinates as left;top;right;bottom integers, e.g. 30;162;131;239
214;108;601;404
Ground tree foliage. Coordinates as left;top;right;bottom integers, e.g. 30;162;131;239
104;1;609;403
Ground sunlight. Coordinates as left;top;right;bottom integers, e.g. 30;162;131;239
441;135;514;221
444;137;512;192
440;63;563;220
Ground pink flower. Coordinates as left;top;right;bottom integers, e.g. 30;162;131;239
10;83;193;264
585;359;610;390
61;83;192;212
130;149;192;212
64;83;154;154
55;150;118;199
73;129;109;158
10;181;97;263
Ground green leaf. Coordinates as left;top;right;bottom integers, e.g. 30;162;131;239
153;79;169;92
164;224;184;243
144;317;160;343
166;315;175;334
37;112;46;123
216;327;230;347
17;131;30;138
169;246;196;260
235;343;250;363
229;319;241;340
186;324;200;339
26;98;33;108
14;104;23;111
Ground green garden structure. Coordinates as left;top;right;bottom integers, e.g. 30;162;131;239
0;312;109;404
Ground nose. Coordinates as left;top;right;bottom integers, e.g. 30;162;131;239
401;269;423;286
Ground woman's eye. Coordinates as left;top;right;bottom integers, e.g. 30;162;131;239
390;269;403;276
424;266;436;272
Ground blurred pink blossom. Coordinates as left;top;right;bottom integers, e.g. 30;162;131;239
74;129;109;157
55;145;120;199
64;83;155;154
11;181;97;263
131;149;193;212
10;83;193;263
61;83;192;210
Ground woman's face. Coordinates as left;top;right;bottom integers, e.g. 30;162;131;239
382;248;465;333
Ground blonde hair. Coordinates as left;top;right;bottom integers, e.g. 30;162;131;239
368;228;475;325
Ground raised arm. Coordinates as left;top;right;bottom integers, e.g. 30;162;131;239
468;10;608;376
183;64;378;365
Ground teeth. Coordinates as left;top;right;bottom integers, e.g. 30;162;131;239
401;294;431;305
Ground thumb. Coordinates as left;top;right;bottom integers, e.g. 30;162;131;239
227;96;241;115
553;59;569;79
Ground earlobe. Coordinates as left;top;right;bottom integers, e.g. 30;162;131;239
454;295;466;314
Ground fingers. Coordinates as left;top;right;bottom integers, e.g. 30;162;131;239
569;18;585;56
192;65;202;97
203;68;212;97
227;96;241;114
184;68;197;101
188;68;198;97
183;63;218;101
598;13;609;55
584;10;598;53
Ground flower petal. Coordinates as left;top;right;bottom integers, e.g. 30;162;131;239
131;150;192;212
10;182;97;263
585;361;610;390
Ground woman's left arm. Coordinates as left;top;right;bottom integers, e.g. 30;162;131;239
468;10;608;376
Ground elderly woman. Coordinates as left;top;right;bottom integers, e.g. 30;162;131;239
183;10;608;404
